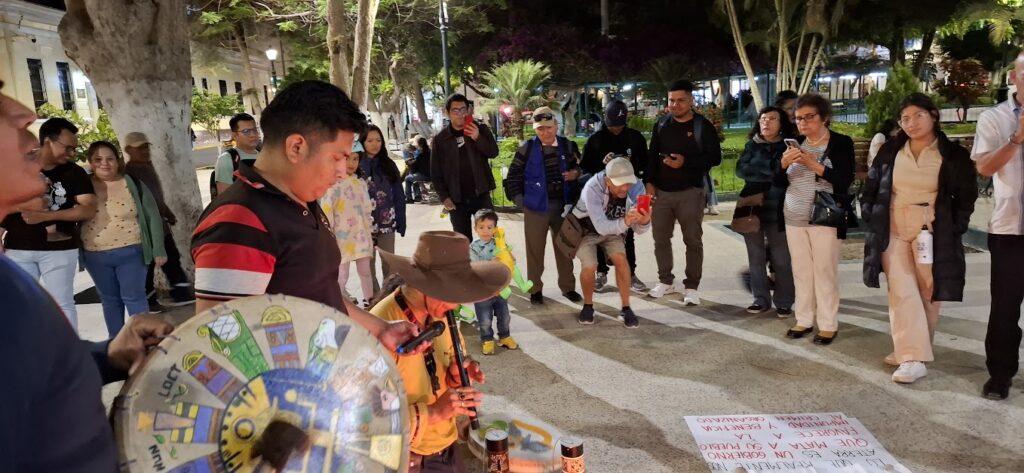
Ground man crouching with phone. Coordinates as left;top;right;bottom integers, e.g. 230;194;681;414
573;158;651;327
645;80;723;306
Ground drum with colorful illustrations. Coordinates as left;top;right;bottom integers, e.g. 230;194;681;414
467;414;564;473
113;294;409;473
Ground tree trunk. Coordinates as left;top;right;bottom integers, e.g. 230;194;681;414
724;0;765;110
60;0;200;276
889;24;906;66
234;23;263;115
326;0;351;92
410;82;433;137
351;0;381;108
774;0;787;92
600;0;610;37
912;29;936;78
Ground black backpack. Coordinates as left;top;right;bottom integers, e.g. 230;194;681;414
209;148;242;200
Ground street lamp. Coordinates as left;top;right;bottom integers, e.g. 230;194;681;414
265;48;279;92
438;0;451;96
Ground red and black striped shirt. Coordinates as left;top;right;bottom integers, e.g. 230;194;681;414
191;162;345;312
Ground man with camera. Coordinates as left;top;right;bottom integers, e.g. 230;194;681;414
580;100;649;293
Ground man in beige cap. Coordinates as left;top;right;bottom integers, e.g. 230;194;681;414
122;132;195;310
505;106;583;305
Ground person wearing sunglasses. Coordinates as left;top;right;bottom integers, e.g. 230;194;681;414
211;112;261;198
505;105;584;305
1;117;96;332
430;94;500;239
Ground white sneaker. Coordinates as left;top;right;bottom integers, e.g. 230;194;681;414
707;205;720;215
884;353;899;367
891;361;927;384
683;289;701;306
647;282;677;298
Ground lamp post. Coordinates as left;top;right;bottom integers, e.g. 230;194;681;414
265;48;279;93
438;0;451;96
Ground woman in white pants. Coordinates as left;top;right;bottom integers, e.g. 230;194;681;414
777;94;856;345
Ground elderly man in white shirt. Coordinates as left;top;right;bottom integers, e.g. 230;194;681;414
973;52;1024;401
572;158;651;328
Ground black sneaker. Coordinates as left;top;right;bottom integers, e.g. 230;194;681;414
169;286;196;306
578;305;595;325
530;292;545;305
563;290;583;303
776;308;793;318
148;300;167;314
746;304;770;314
621;307;639;328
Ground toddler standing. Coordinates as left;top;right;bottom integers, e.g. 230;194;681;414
470;209;519;355
321;143;375;307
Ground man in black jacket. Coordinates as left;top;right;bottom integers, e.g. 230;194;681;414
645;80;722;305
430;94;501;238
580;100;649;293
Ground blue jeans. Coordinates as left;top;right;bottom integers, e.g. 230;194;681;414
704;173;719;207
7;249;80;332
83;245;149;337
404;172;430;200
742;225;795;310
473;296;510;341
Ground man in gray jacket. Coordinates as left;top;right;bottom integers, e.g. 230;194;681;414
430;94;500;239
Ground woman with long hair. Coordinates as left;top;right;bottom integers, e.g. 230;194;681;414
736;106;798;316
360;124;407;291
81;141;166;336
861;92;977;383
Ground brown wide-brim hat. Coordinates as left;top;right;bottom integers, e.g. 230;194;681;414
379;231;511;304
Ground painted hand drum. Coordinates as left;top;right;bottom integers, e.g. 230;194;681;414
468;414;564;473
113;295;409;473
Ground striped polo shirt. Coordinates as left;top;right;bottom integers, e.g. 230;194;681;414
191;162;345;311
783;142;833;227
972;96;1024;235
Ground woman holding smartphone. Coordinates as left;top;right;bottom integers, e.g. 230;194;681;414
777;94;855;345
736;106;797;316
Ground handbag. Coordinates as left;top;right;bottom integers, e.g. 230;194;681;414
731;192;765;234
810;190;853;228
555;206;586;258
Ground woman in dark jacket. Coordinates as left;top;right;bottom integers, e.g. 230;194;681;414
736;106;797;316
776;93;856;345
860;93;977;384
360;124;407;292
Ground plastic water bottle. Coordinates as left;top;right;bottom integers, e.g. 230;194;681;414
915;226;933;264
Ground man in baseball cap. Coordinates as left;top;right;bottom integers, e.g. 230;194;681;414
122;131;196;311
569;157;651;327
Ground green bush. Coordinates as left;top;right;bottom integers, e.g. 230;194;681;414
36;103;118;162
628;115;656;133
864;63;920;138
829;122;866;138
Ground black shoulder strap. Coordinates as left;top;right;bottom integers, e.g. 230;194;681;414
227;148;241;170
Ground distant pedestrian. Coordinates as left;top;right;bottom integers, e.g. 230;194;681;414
430;94;500;239
779;93;855;345
211;112;260;198
505;106;583;305
404;135;432;203
646;80;723;305
862;93;977;384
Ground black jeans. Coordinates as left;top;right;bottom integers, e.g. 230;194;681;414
408;444;463;473
146;227;190;299
985;234;1024;383
597;229;637;275
450;192;493;240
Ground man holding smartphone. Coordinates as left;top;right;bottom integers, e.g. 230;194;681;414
580;100;649;293
431;94;501;239
645;80;722;305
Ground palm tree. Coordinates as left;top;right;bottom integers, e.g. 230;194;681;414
479;60;553;140
959;0;1024;47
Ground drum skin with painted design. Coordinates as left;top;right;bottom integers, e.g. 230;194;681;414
113;294;409;473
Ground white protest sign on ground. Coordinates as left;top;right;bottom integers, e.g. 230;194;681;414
684;412;912;473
